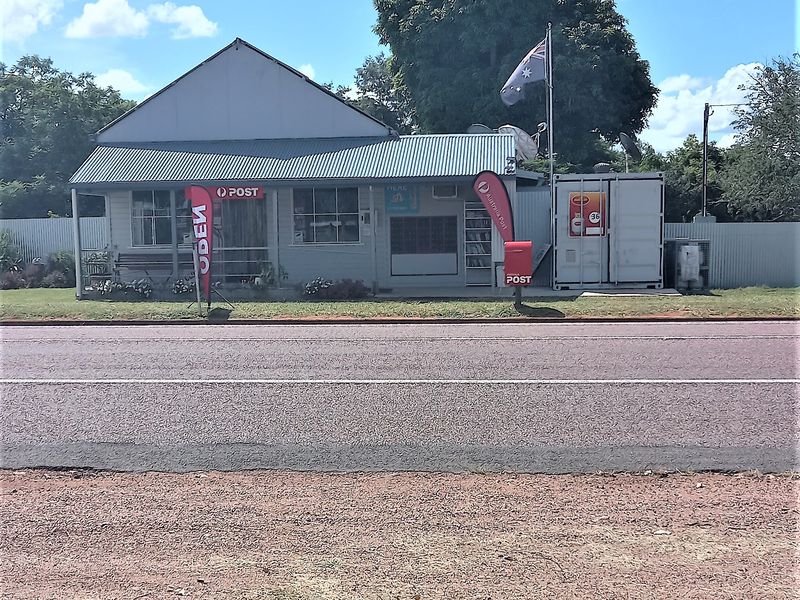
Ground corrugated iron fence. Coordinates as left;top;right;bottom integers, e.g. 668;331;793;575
0;216;797;288
0;217;108;263
664;222;800;288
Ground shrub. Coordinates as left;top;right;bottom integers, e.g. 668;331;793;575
172;277;196;294
40;271;70;288
304;277;370;300
1;271;26;290
0;230;22;273
98;278;153;299
23;261;45;287
46;251;76;287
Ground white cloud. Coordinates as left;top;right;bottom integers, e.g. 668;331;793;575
65;0;216;39
1;0;62;43
716;133;739;148
65;0;148;38
658;74;705;94
640;63;760;152
95;68;148;96
147;2;216;39
298;63;315;80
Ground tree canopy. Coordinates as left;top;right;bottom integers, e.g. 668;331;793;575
0;56;135;218
721;54;799;221
324;53;418;134
660;135;727;223
374;0;658;168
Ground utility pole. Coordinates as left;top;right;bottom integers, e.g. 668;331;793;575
701;102;748;219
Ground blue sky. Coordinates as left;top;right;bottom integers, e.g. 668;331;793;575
2;0;797;152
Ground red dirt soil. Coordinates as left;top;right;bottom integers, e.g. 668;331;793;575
1;470;797;599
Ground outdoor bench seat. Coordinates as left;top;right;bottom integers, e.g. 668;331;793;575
114;252;194;283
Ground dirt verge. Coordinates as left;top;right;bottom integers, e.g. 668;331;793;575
1;470;797;599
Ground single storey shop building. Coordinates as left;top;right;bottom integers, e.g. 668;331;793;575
70;38;524;296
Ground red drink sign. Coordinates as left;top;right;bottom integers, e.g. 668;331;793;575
568;192;606;237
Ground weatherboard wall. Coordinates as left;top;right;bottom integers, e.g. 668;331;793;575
275;186;372;286
373;184;471;289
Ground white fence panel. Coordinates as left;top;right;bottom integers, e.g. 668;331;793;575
665;222;800;288
0;217;108;263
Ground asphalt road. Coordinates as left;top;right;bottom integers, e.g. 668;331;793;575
1;321;797;473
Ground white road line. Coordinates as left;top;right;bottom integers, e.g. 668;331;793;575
3;335;797;343
1;378;797;385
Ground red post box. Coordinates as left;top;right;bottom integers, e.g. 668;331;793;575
504;241;533;286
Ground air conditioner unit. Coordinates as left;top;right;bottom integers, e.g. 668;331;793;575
433;184;458;199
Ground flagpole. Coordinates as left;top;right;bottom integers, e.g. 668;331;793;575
547;22;554;188
547;22;555;288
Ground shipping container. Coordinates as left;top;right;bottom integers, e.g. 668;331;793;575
553;172;664;290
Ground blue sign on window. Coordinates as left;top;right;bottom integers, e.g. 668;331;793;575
385;185;418;214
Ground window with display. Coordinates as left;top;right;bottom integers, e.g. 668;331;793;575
390;216;458;254
293;188;360;244
131;190;190;246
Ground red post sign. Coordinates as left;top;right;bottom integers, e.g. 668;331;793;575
472;171;515;242
212;186;264;200
185;186;214;303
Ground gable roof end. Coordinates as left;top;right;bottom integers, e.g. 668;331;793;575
96;37;393;138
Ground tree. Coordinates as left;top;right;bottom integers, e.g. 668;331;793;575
0;56;135;218
661;135;727;222
325;53;418;134
351;53;418;134
721;55;799;221
374;0;658;169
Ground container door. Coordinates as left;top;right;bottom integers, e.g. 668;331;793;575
609;179;663;283
554;179;608;285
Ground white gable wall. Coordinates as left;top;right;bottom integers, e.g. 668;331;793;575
97;42;389;143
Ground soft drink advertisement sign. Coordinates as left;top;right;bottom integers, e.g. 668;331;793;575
569;192;606;237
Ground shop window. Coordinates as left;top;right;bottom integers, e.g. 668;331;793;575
293;188;360;244
390;217;457;254
132;190;175;246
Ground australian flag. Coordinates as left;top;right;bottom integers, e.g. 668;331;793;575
500;38;547;107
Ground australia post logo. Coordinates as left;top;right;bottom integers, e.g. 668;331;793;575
472;171;514;243
213;186;264;199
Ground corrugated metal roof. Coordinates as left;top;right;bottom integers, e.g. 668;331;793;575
70;134;516;185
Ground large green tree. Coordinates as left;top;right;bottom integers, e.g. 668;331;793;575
326;53;418;134
0;56;135;218
374;0;658;169
352;53;418;134
721;54;799;221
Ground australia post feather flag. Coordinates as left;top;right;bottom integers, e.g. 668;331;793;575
500;38;547;107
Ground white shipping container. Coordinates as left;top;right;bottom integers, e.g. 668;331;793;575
552;172;664;290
